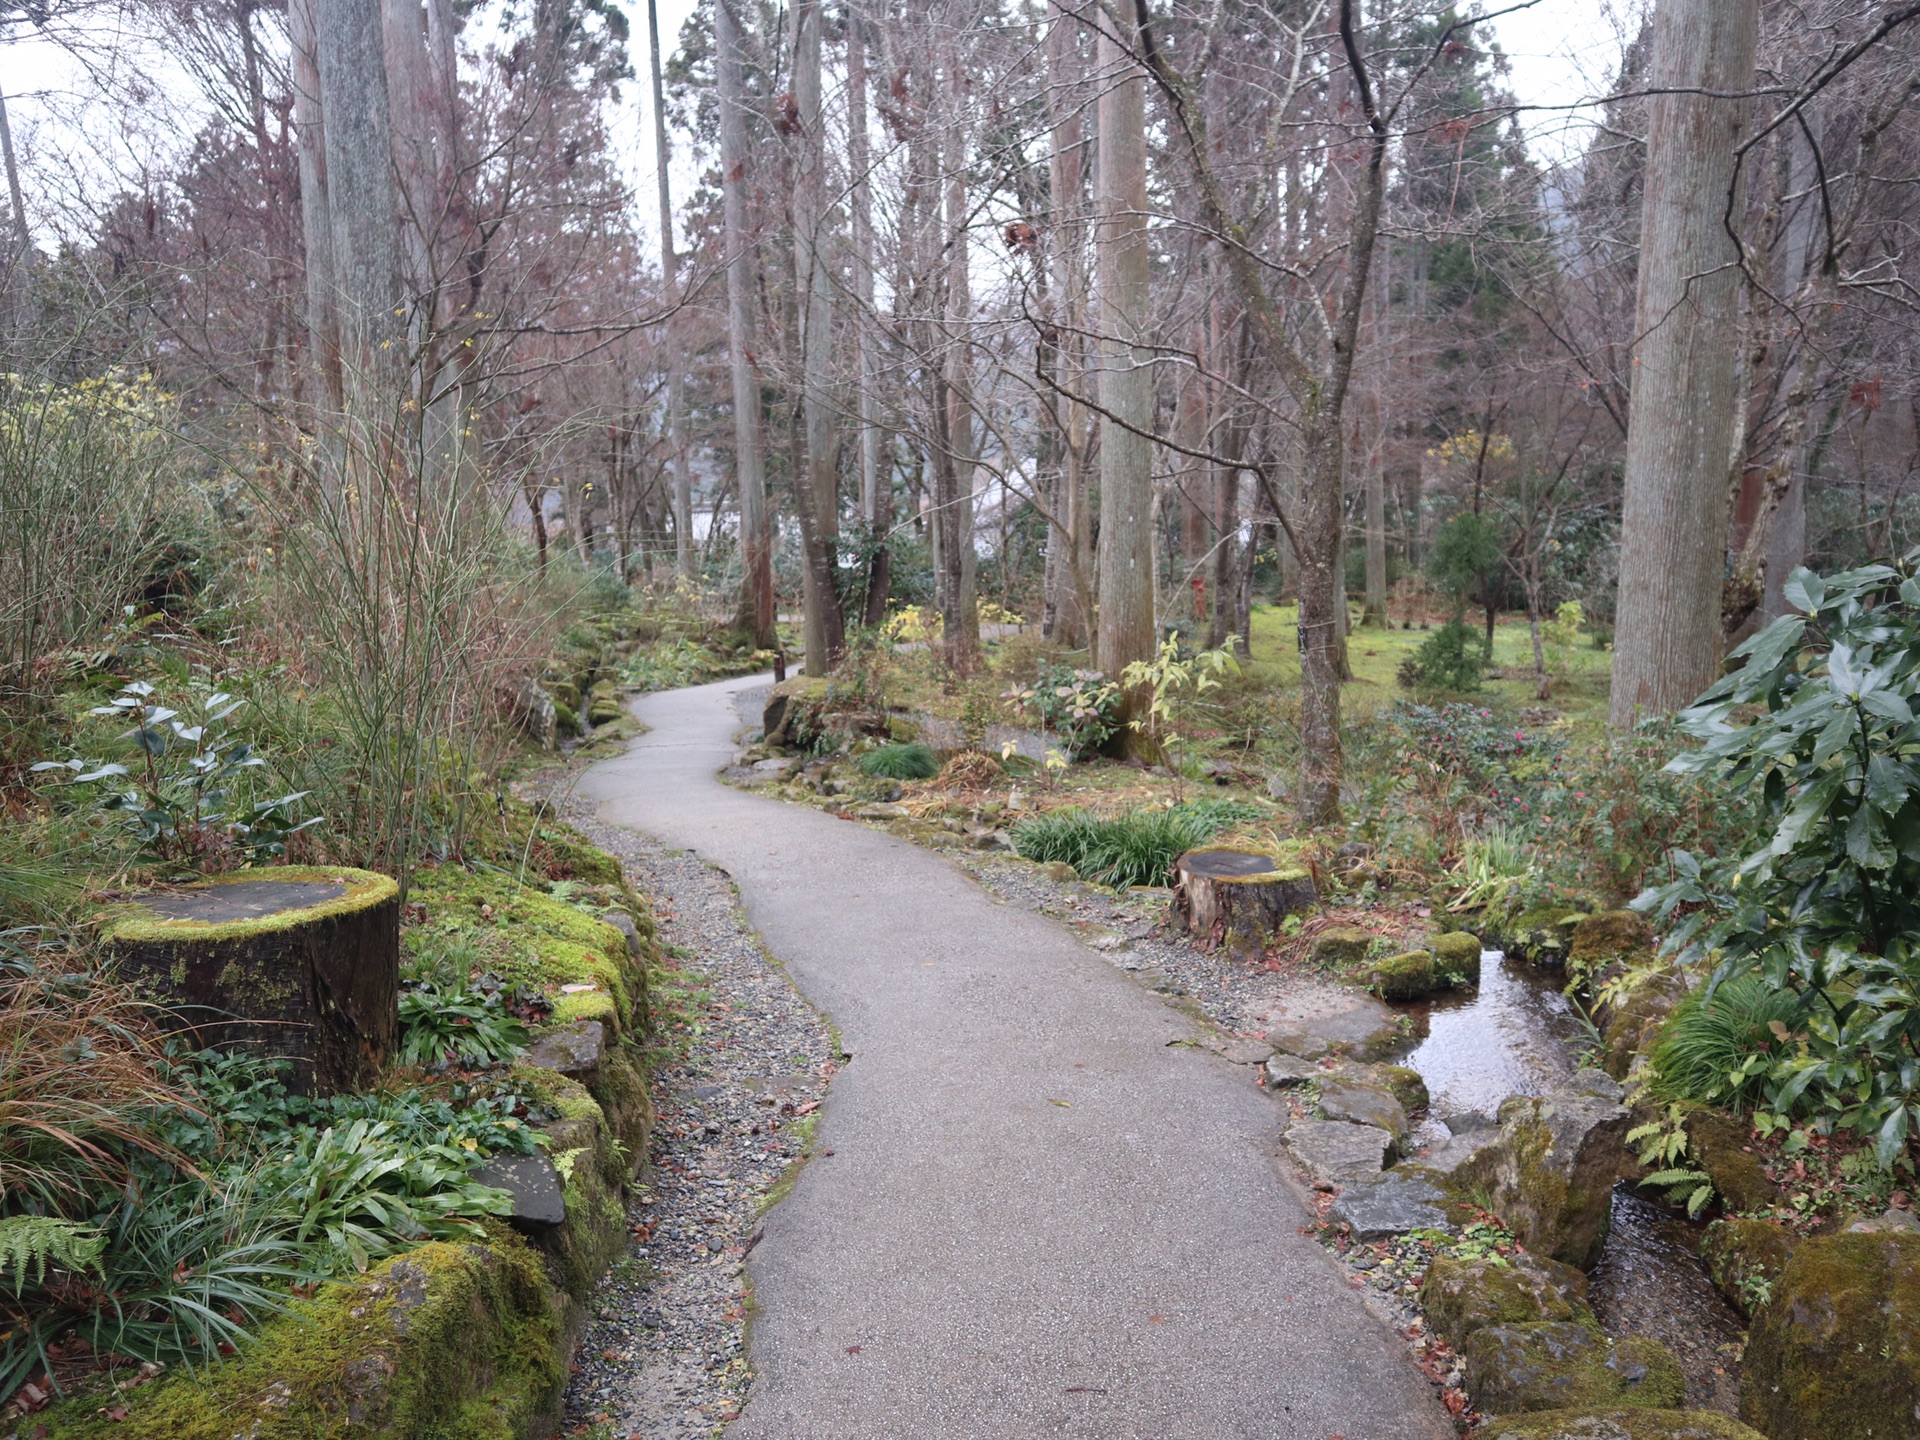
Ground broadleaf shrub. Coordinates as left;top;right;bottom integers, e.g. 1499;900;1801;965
1639;556;1920;1167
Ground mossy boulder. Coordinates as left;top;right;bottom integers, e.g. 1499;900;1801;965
1366;948;1436;1001
762;674;830;746
1700;1217;1797;1319
1457;1093;1633;1270
1478;1410;1768;1440
1568;910;1656;979
1740;1232;1920;1440
27;1234;566;1439
1372;1063;1431;1113
1311;925;1377;970
1680;1110;1778;1215
1598;967;1689;1081
1421;1253;1594;1350
1464;1321;1684;1415
586;679;624;725
1433;931;1484;987
1500;906;1590;970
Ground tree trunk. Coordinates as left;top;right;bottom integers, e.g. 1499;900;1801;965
846;1;889;624
937;46;979;672
790;0;845;674
648;0;694;582
312;0;406;407
1044;9;1092;649
108;868;400;1096
1172;848;1318;956
1094;13;1155;736
1608;0;1759;727
717;0;775;647
290;0;345;413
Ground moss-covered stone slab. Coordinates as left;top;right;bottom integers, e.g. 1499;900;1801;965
1434;931;1484;987
105;866;399;1095
1366;948;1437;1001
1681;1110;1778;1214
1455;1093;1633;1270
1421;1254;1594;1350
1270;994;1406;1063
1494;906;1590;970
1310;925;1377;969
1464;1321;1683;1415
1318;1080;1409;1141
1568;911;1656;977
1597;969;1689;1081
1699;1217;1796;1320
1740;1232;1920;1439
1478;1409;1767;1440
25;1236;566;1440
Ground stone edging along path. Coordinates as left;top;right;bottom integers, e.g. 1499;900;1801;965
574;673;1452;1440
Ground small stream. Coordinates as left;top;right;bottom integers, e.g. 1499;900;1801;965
1393;950;1746;1414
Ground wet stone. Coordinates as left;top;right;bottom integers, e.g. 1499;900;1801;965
1284;1120;1395;1185
524;1020;606;1083
1318;1081;1409;1141
475;1151;567;1230
1264;1053;1324;1089
1328;1174;1449;1238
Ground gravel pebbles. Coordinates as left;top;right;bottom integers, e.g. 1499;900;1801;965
546;797;836;1440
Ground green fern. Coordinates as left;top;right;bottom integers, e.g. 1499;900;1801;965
0;1216;105;1291
1629;1104;1718;1217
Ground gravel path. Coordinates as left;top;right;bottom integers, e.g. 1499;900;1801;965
546;807;836;1440
572;673;1452;1440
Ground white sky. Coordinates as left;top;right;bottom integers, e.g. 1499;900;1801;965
0;0;1632;255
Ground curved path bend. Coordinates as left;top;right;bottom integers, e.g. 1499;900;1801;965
577;674;1449;1440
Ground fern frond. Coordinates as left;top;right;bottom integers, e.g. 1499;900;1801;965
0;1215;105;1291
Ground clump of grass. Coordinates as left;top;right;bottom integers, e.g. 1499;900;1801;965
1011;805;1226;889
856;742;939;781
1651;976;1806;1108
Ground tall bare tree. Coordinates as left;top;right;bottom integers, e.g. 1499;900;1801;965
648;0;693;580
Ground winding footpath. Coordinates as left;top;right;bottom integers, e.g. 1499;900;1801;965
576;673;1450;1440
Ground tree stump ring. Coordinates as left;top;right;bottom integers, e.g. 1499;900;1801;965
106;866;400;1094
1172;847;1317;955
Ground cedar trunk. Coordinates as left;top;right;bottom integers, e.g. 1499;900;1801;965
1609;0;1759;727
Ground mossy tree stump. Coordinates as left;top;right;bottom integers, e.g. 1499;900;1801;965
107;866;399;1094
1172;847;1317;954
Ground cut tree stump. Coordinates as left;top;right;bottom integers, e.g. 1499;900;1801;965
106;866;400;1094
1172;847;1317;954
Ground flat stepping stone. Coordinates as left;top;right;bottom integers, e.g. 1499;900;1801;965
524;1020;606;1083
1201;1035;1276;1065
1284;1119;1395;1185
474;1151;566;1229
1328;1174;1449;1238
1265;1053;1325;1089
1319;1081;1409;1140
1270;996;1404;1062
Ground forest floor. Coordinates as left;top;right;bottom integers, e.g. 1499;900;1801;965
562;673;1455;1439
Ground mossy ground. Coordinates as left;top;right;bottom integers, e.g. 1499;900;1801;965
20;1235;566;1440
1478;1410;1768;1440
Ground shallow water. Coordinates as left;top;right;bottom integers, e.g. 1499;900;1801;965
1397;950;1583;1120
1590;1187;1745;1413
1394;952;1747;1414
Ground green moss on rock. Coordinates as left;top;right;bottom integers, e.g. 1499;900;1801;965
1478;1409;1768;1440
1598;968;1689;1082
1433;931;1483;987
1740;1232;1920;1440
1500;907;1589;970
1366;949;1436;1001
26;1235;565;1440
1568;910;1656;976
1464;1321;1684;1415
1372;1063;1431;1113
1421;1254;1593;1350
1682;1111;1778;1215
1310;925;1378;970
1700;1217;1796;1319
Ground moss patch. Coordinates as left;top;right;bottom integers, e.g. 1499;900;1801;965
1421;1254;1593;1350
1740;1232;1920;1440
1310;925;1377;969
1700;1217;1796;1319
1568;910;1656;976
25;1235;564;1440
103;866;398;945
1478;1409;1768;1440
1497;906;1590;969
1464;1321;1684;1415
1433;931;1483;986
1365;949;1436;1001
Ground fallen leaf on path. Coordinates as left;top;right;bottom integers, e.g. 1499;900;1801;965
1048;1098;1072;1108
